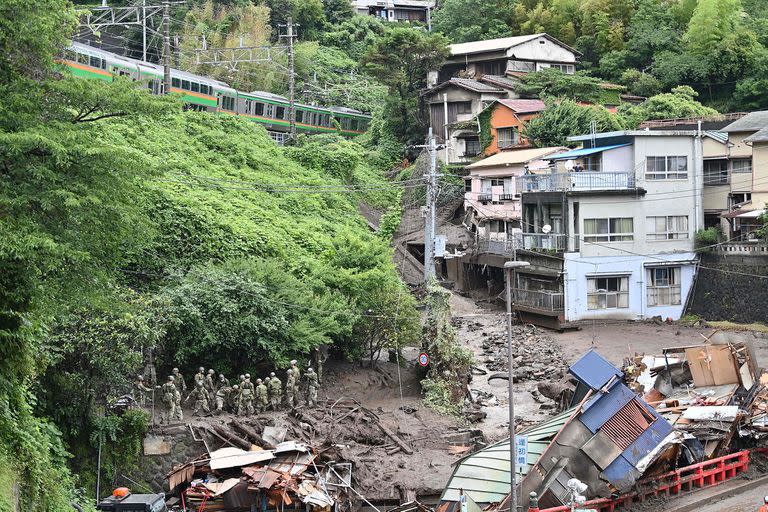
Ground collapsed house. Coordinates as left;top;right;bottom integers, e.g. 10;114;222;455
439;339;765;511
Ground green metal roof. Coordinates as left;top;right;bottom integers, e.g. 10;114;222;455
440;407;576;504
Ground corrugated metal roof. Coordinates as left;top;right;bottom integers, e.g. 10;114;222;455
449;34;544;56
480;75;519;90
496;99;546;114
547;143;632;160
450;78;504;93
704;130;728;144
466;147;566;169
440;407;576;504
569;349;623;390
722;110;768;132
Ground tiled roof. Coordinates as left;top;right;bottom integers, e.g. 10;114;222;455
722;111;768;132
479;74;519;90
496;99;546;114
744;126;768;143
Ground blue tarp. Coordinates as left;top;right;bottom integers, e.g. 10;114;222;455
547;143;632;161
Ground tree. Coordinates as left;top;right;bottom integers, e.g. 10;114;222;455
624;0;680;70
684;0;744;56
323;0;354;25
362;27;449;143
617;86;719;128
518;69;605;103
431;0;516;42
619;69;662;97
523;99;623;148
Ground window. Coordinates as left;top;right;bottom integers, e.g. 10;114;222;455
181;79;190;90
732;158;752;173
583;218;634;242
221;96;235;111
89;55;104;68
587;276;629;309
488;220;506;233
275;106;286;119
729;192;751;207
646;156;688;180
455;102;472;114
191;82;200;93
465;139;481;157
268;131;287;145
703;159;728;185
497;127;518;148
254;102;264;116
464;179;472;192
296;110;304;123
647;216;688;240
77;53;88;64
172;77;180;88
647;267;681;306
200;84;209;95
264;104;275;118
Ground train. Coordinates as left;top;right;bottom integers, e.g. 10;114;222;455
60;42;371;143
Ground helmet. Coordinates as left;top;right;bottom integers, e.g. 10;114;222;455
270;372;276;377
172;367;179;373
240;374;245;380
208;369;215;374
233;385;239;390
138;375;144;380
307;367;314;372
198;367;204;373
245;373;251;379
287;369;293;374
290;359;297;365
219;374;225;380
256;378;262;384
168;375;175;381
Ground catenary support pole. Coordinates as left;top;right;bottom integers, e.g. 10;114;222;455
142;0;147;61
162;0;170;94
287;17;296;141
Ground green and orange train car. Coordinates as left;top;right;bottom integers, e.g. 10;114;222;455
61;42;371;142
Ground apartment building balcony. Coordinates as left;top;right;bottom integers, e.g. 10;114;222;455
511;288;564;312
516;171;637;193
521;232;567;252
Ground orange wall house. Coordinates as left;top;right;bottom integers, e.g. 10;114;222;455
484;99;546;156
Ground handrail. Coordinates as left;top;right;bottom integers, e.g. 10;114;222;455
517;171;635;193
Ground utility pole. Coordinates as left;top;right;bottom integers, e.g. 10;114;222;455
162;0;171;94
142;0;147;61
424;128;438;283
280;17;298;141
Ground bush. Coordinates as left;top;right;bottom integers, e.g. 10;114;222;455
695;227;721;248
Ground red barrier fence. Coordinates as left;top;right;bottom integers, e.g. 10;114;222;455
535;449;752;512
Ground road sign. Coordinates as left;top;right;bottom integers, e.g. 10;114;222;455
418;352;430;367
515;435;528;468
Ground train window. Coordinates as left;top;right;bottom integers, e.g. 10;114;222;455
172;78;180;88
77;53;88;64
296;110;304;123
221;96;235;111
89;55;99;67
200;85;209;95
191;82;199;93
305;112;314;125
254;102;264;116
181;79;190;90
275;106;285;119
265;104;275;118
63;49;76;61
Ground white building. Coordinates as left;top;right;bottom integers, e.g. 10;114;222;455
513;130;704;323
352;0;435;23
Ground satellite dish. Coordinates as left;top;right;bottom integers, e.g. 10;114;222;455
542;224;552;234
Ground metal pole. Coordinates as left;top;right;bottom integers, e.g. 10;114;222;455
424;128;437;283
96;436;102;505
141;0;147;62
162;0;171;94
505;266;517;512
443;93;449;162
287;17;297;141
426;3;432;31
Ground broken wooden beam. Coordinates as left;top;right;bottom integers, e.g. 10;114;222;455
230;420;267;447
376;422;413;455
209;424;252;451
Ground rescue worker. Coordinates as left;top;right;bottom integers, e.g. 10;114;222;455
172;367;187;396
229;384;240;412
162;376;183;422
217;373;230;391
194;367;205;387
185;381;211;416
214;383;231;414
205;369;216;394
285;369;296;409
255;378;269;413
290;360;301;404
268;372;282;411
133;375;152;407
305;367;319;407
238;376;255;416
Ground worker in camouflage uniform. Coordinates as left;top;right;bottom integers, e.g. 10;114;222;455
255;378;268;413
229;385;240;412
285;369;296;409
214;383;231;414
185;381;211;416
238;376;255;416
305;367;319;407
133;375;152;407
194;367;205;387
217;373;230;391
268;372;282;411
290;360;301;404
203;369;215;395
162;376;183;422
172;367;187;396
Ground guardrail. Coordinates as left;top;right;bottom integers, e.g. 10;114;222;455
477;193;492;202
511;288;564;312
521;233;567;252
713;242;768;254
530;450;750;512
516;172;635;193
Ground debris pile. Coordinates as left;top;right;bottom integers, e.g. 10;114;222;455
464;321;568;381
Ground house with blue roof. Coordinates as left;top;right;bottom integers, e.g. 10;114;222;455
510;130;703;325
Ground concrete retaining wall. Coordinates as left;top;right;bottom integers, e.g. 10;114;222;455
687;253;768;323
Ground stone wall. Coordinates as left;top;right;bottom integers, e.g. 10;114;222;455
120;425;206;493
687;252;768;323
